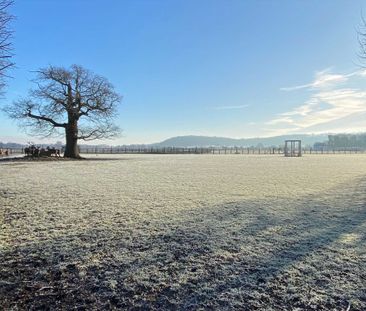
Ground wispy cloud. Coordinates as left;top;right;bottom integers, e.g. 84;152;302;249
266;116;296;125
214;104;249;110
266;68;366;135
280;68;364;91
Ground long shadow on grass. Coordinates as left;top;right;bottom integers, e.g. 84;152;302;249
1;177;366;310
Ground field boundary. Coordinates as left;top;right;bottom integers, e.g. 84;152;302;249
2;146;366;156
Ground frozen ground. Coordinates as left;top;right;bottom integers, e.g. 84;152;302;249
1;154;366;310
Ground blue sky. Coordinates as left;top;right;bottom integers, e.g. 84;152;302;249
1;0;366;144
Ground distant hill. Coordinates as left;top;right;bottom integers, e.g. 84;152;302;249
154;134;329;147
0;142;25;149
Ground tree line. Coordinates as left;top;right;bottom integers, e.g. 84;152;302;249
328;134;366;149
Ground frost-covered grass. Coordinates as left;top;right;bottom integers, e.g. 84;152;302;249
1;154;366;310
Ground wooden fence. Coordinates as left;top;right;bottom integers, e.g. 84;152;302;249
78;146;366;155
2;147;366;157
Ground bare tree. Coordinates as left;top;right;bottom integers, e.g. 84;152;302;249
4;65;122;158
0;0;14;92
358;15;366;65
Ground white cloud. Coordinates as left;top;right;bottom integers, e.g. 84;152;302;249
266;116;296;125
266;68;366;135
280;68;362;91
281;101;318;117
214;104;249;110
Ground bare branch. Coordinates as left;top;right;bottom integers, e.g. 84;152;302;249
357;13;366;68
26;111;66;128
0;0;14;92
78;121;121;141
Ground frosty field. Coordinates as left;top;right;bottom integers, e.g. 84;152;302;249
1;154;366;310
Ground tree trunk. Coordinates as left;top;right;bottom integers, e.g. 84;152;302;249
64;120;80;158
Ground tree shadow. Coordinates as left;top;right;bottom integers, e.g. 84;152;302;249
1;176;366;310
